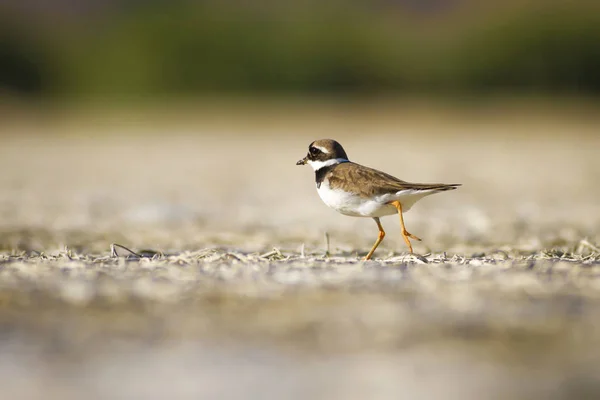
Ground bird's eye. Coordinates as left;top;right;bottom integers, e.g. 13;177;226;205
309;147;320;156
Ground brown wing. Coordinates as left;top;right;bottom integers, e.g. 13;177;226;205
327;162;460;198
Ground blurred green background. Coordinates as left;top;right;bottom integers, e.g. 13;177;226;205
1;0;599;100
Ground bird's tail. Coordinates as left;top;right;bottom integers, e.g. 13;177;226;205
410;183;461;192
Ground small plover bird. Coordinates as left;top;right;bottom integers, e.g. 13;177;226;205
297;139;460;260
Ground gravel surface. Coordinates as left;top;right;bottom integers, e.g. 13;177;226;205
1;103;599;399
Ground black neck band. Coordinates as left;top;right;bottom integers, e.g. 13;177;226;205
315;164;336;188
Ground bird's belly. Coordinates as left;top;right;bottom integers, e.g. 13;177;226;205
316;184;397;217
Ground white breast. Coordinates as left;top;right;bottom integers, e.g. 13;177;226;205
316;180;397;217
316;180;439;218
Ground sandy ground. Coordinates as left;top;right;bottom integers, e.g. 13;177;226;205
1;101;600;399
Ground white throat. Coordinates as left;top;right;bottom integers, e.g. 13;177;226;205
307;158;348;172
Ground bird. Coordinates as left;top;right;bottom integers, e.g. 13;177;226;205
296;139;460;260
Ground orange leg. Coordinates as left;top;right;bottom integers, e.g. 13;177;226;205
363;217;385;260
389;201;421;253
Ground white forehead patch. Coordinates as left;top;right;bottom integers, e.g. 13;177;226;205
313;145;330;154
